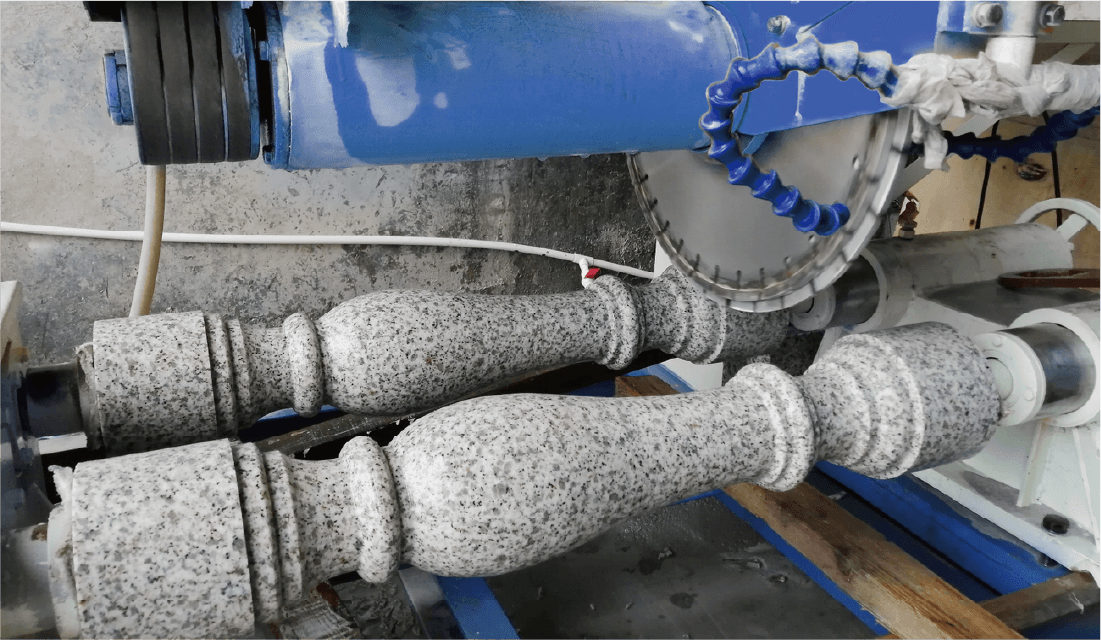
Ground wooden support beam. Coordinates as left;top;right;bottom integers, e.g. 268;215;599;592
879;571;1099;638
617;372;1053;638
725;482;1024;639
984;571;1098;632
614;374;680;398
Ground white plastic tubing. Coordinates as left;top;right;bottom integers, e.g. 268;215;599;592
129;165;166;318
0;221;657;281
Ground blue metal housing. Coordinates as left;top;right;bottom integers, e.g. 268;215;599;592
714;1;940;135
261;1;940;170
266;1;743;169
98;2;941;169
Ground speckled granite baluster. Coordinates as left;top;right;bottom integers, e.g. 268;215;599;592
799;322;1000;478
638;267;789;363
314;285;623;416
387;363;814;577
83;270;788;451
52;323;998;637
62;440;255;638
51;437;401;638
88;312;222;453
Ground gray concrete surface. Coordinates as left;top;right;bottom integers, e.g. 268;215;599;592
0;2;654;365
486;495;875;639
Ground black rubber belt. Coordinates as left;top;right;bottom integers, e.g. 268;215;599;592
217;2;254;162
156;2;198;163
186;1;226;163
123;1;170;165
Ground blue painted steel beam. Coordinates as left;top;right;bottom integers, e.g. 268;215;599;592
436;576;520;640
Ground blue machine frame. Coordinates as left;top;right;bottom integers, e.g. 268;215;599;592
262;1;938;169
100;1;941;170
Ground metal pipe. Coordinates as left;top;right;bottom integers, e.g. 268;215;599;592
831;257;881;327
1004;324;1096;418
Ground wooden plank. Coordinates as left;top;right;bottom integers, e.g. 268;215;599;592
880;571;1099;638
983;571;1098;632
616;369;1031;639
614;375;680;397
724;483;1024;639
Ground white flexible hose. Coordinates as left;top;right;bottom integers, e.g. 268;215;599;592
128;165;166;317
1;220;657;280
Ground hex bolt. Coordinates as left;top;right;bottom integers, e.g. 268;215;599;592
766;15;791;36
972;2;1004;28
1039;3;1065;27
1042;513;1070;535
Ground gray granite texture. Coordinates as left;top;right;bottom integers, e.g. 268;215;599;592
315;287;609;415
263;452;360;602
231;443;283;623
340;437;403;583
89;311;220;454
87;270;788;451
640;267;789;364
49;323;1003;636
802;322;1000;479
68;439;254;638
385;364;812;577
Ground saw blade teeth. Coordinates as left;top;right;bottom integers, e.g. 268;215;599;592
629;109;911;313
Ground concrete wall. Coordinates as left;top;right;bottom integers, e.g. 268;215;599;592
0;2;655;365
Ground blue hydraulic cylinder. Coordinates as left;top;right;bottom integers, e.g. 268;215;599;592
264;1;746;169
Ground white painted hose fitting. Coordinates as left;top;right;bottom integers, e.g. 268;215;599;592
80;267;789;454
48;322;999;638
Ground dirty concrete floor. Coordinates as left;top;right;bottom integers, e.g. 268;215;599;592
0;2;654;365
486;495;875;639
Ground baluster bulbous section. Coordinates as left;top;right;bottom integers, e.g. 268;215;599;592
386;364;813;577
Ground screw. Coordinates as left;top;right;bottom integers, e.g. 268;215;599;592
1017;162;1048;181
1042;514;1070;535
972;2;1004;28
1039;3;1065;27
766;15;791;36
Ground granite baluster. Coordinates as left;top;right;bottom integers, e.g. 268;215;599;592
81;269;788;452
51;322;998;638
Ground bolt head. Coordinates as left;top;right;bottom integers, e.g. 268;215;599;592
972;2;1004;28
1042;513;1070;535
766;15;790;36
1040;3;1065;27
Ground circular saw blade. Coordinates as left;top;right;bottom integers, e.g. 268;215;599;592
629;109;910;313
